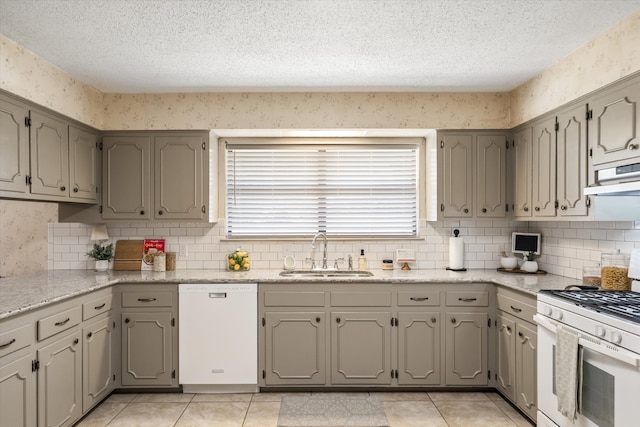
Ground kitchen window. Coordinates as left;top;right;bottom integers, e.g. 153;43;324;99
224;137;420;238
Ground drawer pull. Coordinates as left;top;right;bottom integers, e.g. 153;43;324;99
510;305;522;313
0;338;16;349
458;297;477;302
410;297;429;301
55;317;70;327
137;298;157;302
94;303;106;310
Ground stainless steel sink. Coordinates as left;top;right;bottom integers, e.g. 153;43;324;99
279;270;373;278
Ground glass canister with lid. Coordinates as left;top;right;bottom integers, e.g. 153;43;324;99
601;250;631;290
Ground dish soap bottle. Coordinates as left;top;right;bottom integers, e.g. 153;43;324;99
358;249;368;271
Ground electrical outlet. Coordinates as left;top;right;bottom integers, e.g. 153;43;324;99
179;244;188;257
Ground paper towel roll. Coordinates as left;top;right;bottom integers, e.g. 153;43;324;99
449;236;464;270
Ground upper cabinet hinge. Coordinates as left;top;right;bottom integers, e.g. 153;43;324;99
202;142;206;150
554;122;559;132
440;140;444;149
172;370;176;379
98;141;103;150
262;317;266;327
586;110;593;121
589;148;593;157
202;205;206;214
24;117;31;127
505;140;509;149
505;204;509;212
31;359;39;372
171;318;175;327
440;204;444;212
586;196;591;208
25;175;32;186
487;318;491;328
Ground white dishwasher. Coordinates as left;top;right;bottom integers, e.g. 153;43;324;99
179;283;257;393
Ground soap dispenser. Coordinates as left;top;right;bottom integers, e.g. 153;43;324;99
358;249;368;271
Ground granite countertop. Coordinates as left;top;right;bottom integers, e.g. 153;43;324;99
0;268;581;320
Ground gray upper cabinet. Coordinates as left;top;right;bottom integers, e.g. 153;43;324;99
0;92;99;204
102;131;211;221
440;134;473;218
154;135;205;220
532;116;556;217
428;131;508;220
556;103;589;217
0;95;30;194
69;125;99;203
29;109;69;199
512;126;532;217
476;135;507;217
102;135;152;219
588;76;640;167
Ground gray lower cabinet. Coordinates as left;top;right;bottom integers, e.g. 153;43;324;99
397;311;440;385
495;287;538;422
119;284;178;388
83;315;114;412
0;352;36;427
445;312;488;386
37;329;82;427
121;312;174;386
331;311;392;385
263;312;326;385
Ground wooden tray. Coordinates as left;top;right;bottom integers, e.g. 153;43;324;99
114;240;144;271
497;267;547;275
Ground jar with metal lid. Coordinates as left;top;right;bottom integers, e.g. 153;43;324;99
382;259;394;270
601;250;631;290
582;263;601;287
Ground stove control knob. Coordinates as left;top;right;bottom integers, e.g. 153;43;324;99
594;325;606;338
552;310;563;321
610;331;623;344
542;306;553;316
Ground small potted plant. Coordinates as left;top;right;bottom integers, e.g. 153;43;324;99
520;251;539;273
86;242;114;272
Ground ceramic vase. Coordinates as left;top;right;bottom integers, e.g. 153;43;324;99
520;260;538;273
95;260;109;272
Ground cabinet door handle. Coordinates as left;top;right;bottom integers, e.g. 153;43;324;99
458;297;477;302
87;332;93;338
60;186;66;191
524;207;529;212
55;317;70;327
463;208;469;213
137;298;157;302
336;317;341;323
94;303;106;310
510;305;522;313
158;210;163;215
482;208;487;213
315;317;321;323
410;297;429;301
140;210;145;215
451;318;457;324
506;326;511;332
431;317;437;323
73;338;79;345
629;143;639;150
534;206;540;212
0;338;16;349
518;331;524;338
560;205;568;211
73;187;79;193
125;318;130;323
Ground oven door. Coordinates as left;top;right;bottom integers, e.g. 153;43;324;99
536;315;640;427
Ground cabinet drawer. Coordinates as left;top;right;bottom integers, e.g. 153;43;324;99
122;291;173;307
445;291;488;307
497;294;536;323
264;291;325;307
38;306;82;341
331;291;392;307
83;294;113;320
397;290;440;306
0;323;34;358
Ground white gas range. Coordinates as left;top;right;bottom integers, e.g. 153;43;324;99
535;285;640;427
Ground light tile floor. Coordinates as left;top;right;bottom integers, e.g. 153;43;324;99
77;391;535;427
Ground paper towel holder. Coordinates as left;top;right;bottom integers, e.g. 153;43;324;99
446;229;467;272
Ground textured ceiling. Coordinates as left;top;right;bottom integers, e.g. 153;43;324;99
0;0;639;93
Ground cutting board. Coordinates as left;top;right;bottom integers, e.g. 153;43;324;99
114;240;144;270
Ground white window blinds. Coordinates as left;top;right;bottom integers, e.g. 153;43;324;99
224;138;419;237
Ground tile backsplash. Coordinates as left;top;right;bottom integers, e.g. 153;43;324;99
46;219;640;280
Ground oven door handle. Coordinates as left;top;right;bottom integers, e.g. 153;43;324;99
534;314;640;368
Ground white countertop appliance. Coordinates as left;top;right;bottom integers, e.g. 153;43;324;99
535;289;640;427
179;283;258;393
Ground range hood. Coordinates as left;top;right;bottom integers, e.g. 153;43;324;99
584;162;640;196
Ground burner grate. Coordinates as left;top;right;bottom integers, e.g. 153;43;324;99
541;289;640;324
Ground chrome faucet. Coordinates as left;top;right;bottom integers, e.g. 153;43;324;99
311;233;328;269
